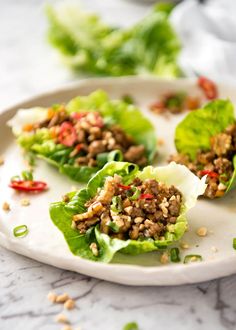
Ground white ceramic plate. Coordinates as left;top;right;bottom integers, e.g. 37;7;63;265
1;77;236;286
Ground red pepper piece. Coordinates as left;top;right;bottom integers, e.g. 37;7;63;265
71;112;87;120
199;170;219;178
117;183;131;190
9;180;47;192
58;122;77;147
140;193;154;199
198;76;218;100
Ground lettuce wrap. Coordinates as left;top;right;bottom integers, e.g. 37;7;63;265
173;99;236;197
46;3;181;77
50;161;206;263
8;90;156;183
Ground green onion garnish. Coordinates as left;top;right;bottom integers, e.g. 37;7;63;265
21;170;33;181
129;186;141;201
123;322;139;330
111;196;123;213
108;150;123;162
122;95;134;104
107;221;120;233
184;254;202;264
233;238;236;250
13;225;28;238
170;248;181;263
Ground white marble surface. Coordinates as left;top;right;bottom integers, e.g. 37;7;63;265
1;1;236;329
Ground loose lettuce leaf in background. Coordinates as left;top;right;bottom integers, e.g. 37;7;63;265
50;162;206;263
9;90;156;182
175;99;236;193
46;2;180;77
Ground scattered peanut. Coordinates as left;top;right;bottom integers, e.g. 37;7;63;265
56;293;70;303
160;252;169;264
47;291;57;303
211;246;218;253
62;326;73;330
90;242;99;257
196;227;208;237
64;299;75;310
180;242;190;249
2;202;10;211
55;313;69;324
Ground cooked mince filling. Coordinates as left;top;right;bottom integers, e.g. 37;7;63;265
72;175;183;240
27;108;148;167
170;124;236;199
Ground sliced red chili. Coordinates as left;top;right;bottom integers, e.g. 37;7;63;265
71;112;87;120
198;76;218;100
58;122;77;147
149;101;165;113
140;193;154;199
9;180;47;192
199;170;219;178
117;183;131;190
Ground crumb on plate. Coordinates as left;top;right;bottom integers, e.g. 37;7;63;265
2;202;10;211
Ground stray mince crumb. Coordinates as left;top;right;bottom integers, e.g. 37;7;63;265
56;293;70;303
196;227;208;237
211;246;218;253
55;313;69;324
64;299;76;310
0;156;4;166
160;252;169;264
90;242;99;256
20;198;30;207
47;291;57;303
2;202;10;211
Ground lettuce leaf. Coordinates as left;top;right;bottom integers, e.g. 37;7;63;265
175;99;236;193
9;90;156;182
49;161;206;263
46;3;180;77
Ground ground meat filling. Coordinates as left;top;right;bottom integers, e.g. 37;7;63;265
72;175;183;241
25;107;148;167
170;124;236;199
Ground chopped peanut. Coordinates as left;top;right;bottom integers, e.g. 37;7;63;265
196;227;208;237
20;198;30;207
56;293;70;303
47;291;57;303
64;299;75;310
2;202;10;211
160;252;169;264
90;242;99;256
55;313;69;324
211;246;218;253
62;326;73;330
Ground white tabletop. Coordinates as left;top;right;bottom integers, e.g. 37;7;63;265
0;1;236;329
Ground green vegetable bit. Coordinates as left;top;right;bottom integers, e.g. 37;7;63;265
21;170;33;181
111;196;123;213
233;238;236;250
170;247;181;262
123;322;139;330
129;186;141;201
107;221;120;233
184;254;202;264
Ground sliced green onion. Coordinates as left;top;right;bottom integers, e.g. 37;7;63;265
170;247;181;263
108;150;123;162
96;152;109;167
21;170;33;181
184;254;202;264
107;221;120;233
129;186;141;201
123;322;139;330
233;238;236;250
13;225;28;238
122;95;134;104
111;196;123;213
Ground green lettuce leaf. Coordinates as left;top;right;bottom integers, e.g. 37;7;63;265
175;99;236;193
49;161;206;263
9;90;156;183
46;3;180;77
